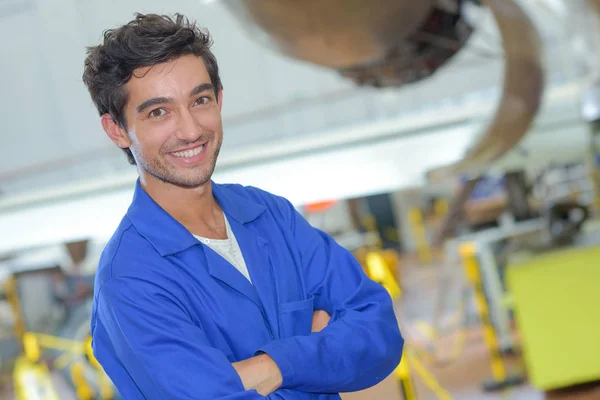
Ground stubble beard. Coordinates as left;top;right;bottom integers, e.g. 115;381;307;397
135;135;222;189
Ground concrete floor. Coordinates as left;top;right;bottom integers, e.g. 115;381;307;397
373;253;600;400
342;331;600;400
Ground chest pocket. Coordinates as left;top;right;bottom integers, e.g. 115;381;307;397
278;294;314;338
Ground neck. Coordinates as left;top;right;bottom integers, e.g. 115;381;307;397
140;174;219;229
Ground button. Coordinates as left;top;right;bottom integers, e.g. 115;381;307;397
203;239;210;244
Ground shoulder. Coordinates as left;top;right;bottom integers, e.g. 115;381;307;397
95;216;163;289
216;182;298;219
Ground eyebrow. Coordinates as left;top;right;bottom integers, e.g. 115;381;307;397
190;83;215;97
136;97;172;114
135;83;216;114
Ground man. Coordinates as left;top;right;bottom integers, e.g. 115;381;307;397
83;13;403;399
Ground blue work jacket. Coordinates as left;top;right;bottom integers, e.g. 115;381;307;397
91;180;403;399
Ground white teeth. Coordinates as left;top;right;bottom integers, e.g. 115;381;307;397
172;145;204;158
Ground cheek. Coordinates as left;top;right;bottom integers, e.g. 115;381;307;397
135;121;176;151
193;108;222;132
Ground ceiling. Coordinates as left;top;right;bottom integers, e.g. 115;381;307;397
0;0;595;204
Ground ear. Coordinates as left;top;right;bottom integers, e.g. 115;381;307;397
101;114;131;149
217;89;223;112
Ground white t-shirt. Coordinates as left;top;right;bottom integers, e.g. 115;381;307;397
193;213;252;283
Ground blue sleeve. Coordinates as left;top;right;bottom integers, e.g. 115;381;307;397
258;198;404;393
94;278;266;400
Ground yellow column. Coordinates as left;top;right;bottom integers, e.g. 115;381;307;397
22;332;41;363
71;361;95;400
4;277;26;343
361;214;382;249
434;198;449;218
395;352;417;400
365;251;401;300
408;208;432;264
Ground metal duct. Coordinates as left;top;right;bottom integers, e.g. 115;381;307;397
432;0;545;243
223;0;475;87
449;0;544;176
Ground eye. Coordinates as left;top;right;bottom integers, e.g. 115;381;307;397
194;96;211;106
148;108;166;118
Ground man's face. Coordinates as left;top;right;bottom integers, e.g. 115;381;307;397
121;54;223;188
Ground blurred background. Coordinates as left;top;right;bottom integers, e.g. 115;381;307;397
1;0;600;398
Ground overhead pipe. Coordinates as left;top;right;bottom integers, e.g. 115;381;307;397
448;0;544;176
222;0;474;87
432;0;545;243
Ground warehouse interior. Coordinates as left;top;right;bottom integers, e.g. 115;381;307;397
1;0;600;398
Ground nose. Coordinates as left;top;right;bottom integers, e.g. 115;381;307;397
175;108;202;142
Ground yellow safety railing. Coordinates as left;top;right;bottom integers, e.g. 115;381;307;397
394;346;456;400
406;350;454;400
16;331;114;400
13;355;61;400
458;243;524;391
71;361;95;400
395;352;417;400
365;251;402;300
459;243;506;381
362;249;454;399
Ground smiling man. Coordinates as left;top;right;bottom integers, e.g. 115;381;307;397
83;13;403;400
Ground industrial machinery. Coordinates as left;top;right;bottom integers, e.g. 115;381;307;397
222;0;544;226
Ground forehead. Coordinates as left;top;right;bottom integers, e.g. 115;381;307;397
126;54;211;101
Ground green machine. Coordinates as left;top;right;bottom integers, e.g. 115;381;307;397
506;242;600;390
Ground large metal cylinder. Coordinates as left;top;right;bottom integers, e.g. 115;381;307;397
223;0;474;87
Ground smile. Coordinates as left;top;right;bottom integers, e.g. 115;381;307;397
171;145;204;158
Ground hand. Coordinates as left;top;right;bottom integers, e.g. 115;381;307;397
311;310;330;332
232;353;282;396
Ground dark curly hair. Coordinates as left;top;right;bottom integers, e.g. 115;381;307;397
82;13;223;165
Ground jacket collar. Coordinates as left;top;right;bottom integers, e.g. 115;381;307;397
127;179;266;256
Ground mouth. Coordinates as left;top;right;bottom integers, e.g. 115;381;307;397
168;143;207;165
170;144;205;158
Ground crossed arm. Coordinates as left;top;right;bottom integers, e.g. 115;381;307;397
232;311;331;396
94;200;402;399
